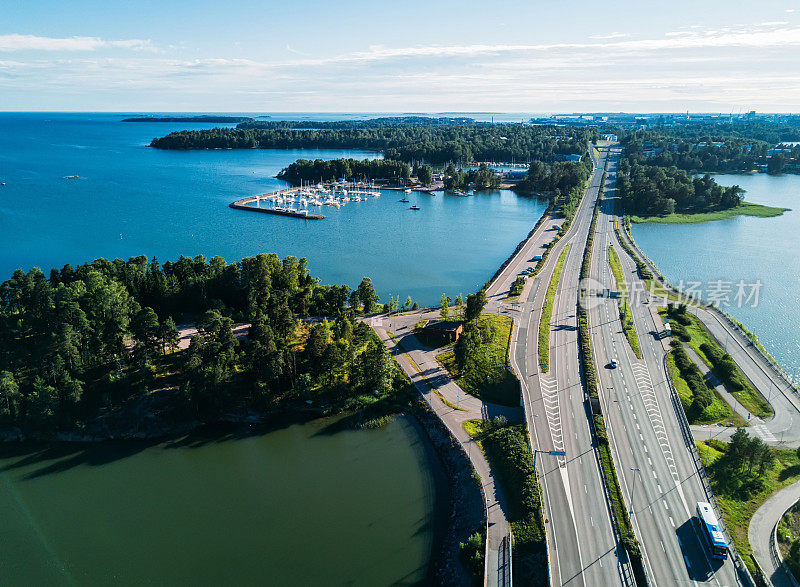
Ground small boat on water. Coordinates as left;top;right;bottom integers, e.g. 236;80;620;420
410;205;420;210
399;198;409;203
65;175;79;179
404;188;412;194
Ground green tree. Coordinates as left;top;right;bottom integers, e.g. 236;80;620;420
417;164;433;186
357;278;380;314
440;293;450;319
0;371;22;423
464;289;487;322
160;316;180;353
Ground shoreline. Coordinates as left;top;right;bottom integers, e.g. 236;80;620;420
630;201;789;225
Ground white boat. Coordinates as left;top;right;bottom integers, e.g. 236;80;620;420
404;188;412;193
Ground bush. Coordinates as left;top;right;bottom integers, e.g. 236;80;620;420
459;530;485;584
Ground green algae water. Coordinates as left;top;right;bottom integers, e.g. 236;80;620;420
0;416;444;586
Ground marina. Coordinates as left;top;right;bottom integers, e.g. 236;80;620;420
229;180;412;220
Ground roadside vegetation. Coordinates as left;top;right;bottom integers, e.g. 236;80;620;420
607;246;642;359
438;297;519;406
777;498;800;581
667;342;741;426
538;245;570;372
663;303;771;418
463;418;547;585
698;429;800;578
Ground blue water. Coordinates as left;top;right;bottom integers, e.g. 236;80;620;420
0;113;546;305
632;173;800;383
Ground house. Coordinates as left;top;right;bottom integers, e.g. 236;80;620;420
420;320;463;344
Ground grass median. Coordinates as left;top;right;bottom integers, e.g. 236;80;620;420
607;246;642;359
538;245;570;373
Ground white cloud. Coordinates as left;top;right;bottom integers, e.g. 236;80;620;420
0;34;154;52
590;32;629;39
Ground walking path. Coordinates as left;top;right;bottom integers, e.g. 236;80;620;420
749;481;800;587
370;311;521;587
618;222;800;447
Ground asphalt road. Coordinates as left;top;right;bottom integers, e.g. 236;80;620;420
503;148;630;586
589;149;742;586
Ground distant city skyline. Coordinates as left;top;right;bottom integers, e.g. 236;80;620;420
2;0;800;112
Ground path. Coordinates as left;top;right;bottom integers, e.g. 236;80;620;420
749;481;800;587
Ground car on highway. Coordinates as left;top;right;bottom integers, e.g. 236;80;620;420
609;359;618;369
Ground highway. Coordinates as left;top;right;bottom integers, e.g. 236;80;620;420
502;148;631;586
587;148;743;586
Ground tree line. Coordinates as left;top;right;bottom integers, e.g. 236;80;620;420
622;129;800;174
616;161;744;217
276;158;411;184
443;163;501;190
515;158;592;196
149;120;595;166
0;253;406;434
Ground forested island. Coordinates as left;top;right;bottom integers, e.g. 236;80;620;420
123;116;255;123
277;158;411;184
150;118;594;165
0;254;414;439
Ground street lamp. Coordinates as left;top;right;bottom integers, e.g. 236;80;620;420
629;466;641;518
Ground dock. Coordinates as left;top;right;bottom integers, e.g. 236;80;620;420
228;180;391;220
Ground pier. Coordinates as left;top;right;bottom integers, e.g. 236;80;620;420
228;180;386;220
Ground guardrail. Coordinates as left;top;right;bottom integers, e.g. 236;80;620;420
621;222;799;401
661;352;754;586
773;503;800;587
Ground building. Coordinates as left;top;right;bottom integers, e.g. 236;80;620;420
420;320;464;344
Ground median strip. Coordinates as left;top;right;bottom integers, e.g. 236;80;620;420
607;245;642;359
538;244;570;372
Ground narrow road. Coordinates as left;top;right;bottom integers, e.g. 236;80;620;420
371;315;517;587
618;213;800;448
749;481;800;587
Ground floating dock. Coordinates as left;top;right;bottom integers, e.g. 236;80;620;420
230;192;325;220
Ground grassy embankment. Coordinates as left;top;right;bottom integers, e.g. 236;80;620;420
437;314;519;406
630;202;789;224
463;419;547;584
607;246;642;359
660;306;771;419
538;245;570;372
666;348;743;426
698;437;800;577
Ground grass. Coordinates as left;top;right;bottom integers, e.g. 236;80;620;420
437;314;519;406
463;420;547;584
666;351;745;426
539;245;570;372
630;201;789;224
607;246;642;359
593;415;647;583
434;388;466;411
697;439;800;576
660;308;772;418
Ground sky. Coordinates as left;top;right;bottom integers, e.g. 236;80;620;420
1;0;800;113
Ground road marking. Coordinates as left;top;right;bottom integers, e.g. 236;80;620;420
664;502;669;510
669;516;675;527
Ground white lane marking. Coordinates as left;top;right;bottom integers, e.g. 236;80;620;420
669;516;675;527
